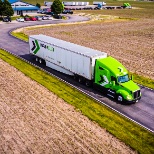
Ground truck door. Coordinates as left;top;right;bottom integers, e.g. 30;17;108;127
95;62;110;88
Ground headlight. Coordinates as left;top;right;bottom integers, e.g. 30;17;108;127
127;95;132;100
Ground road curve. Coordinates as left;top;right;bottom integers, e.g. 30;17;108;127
0;15;154;133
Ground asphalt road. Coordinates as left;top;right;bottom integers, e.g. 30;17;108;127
0;15;154;132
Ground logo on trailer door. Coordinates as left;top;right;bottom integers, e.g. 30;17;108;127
31;40;40;54
40;43;54;52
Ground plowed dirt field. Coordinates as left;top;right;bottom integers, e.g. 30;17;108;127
25;17;154;80
0;59;136;153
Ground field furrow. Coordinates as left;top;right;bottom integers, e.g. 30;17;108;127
0;58;136;153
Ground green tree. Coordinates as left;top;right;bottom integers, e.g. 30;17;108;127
0;0;4;16
36;3;41;8
51;0;64;14
2;0;14;16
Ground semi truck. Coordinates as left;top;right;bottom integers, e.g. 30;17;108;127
29;34;141;103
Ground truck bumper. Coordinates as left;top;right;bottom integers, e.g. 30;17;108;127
125;96;141;104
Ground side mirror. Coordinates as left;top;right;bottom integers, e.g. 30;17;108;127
131;75;134;80
112;81;115;86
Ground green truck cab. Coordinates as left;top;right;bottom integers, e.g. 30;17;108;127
94;56;141;103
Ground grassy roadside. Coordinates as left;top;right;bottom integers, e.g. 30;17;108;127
12;32;28;42
11;31;154;89
0;48;154;154
130;72;154;89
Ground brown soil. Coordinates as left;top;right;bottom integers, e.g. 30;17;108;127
25;17;154;80
0;59;136;153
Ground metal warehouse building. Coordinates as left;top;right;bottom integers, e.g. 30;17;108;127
8;0;39;15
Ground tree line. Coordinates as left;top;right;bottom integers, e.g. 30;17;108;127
0;0;14;16
51;0;64;14
36;0;64;15
0;0;64;17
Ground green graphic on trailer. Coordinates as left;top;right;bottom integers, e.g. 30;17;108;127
31;40;40;54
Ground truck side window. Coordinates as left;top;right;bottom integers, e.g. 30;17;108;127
99;66;104;70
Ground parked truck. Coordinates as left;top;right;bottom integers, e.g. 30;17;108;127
122;3;132;9
29;34;141;103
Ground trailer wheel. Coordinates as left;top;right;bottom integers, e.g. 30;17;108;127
35;57;38;62
39;59;42;64
73;75;78;80
43;60;46;65
78;77;83;83
117;95;123;102
85;80;91;87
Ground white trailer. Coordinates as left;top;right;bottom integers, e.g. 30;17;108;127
29;35;107;80
78;2;83;6
93;1;106;6
75;2;78;5
63;1;89;6
45;2;53;6
83;2;89;5
63;2;76;6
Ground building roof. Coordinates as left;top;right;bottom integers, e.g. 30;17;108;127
8;0;39;11
13;6;39;11
8;0;19;3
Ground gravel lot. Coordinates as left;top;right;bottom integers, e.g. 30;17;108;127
25;16;154;80
0;59;136;153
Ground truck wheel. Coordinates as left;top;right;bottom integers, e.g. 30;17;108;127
117;95;123;102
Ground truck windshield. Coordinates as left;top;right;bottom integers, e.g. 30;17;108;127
118;75;129;83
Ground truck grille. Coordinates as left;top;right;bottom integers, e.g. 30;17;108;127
133;90;140;99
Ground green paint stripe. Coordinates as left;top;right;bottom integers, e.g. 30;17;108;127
33;40;40;54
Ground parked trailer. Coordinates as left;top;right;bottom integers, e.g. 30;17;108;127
93;1;106;6
45;2;53;6
63;2;76;6
63;1;89;6
78;2;84;6
29;35;141;103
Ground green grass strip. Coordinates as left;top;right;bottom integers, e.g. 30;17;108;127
130;72;154;89
11;32;28;42
0;49;154;154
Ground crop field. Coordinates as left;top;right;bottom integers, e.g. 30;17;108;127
0;57;137;154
